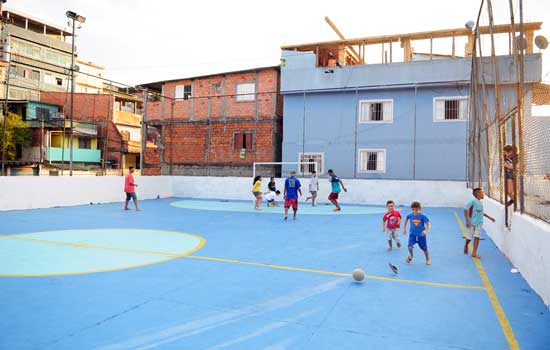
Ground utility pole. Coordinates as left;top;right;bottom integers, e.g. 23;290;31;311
68;16;75;176
140;90;148;174
1;14;11;176
65;10;85;176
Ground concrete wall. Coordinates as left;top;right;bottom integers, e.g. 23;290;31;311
0;176;172;211
172;176;471;208
483;198;550;307
0;176;470;211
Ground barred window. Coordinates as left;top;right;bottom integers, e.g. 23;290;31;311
358;149;386;173
434;97;468;121
299;153;324;175
358;100;393;123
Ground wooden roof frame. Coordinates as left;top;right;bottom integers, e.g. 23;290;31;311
281;22;543;51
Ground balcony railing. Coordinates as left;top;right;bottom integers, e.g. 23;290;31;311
46;147;101;163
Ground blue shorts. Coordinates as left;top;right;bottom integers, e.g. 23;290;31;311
408;234;428;251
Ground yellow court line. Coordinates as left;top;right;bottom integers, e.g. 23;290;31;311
0;230;206;278
1;230;482;290
454;212;520;350
185;255;485;290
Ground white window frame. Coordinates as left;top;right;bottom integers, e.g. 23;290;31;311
175;84;192;100
433;96;469;122
298;152;324;175
357;149;386;173
235;82;256;102
358;99;393;123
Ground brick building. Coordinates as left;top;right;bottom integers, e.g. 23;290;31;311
140;66;283;176
40;89;153;173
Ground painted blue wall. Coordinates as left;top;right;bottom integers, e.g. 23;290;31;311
281;51;542;180
26;101;59;120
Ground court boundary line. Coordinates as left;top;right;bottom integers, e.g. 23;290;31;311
1;230;484;290
184;255;485;290
453;212;519;350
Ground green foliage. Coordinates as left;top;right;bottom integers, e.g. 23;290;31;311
0;111;32;160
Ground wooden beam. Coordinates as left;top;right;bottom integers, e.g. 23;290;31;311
324;16;363;63
281;22;543;51
465;33;475;57
524;30;534;53
401;39;412;62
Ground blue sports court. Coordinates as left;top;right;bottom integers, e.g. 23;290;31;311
1;198;549;350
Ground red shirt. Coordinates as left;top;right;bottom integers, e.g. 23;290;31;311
124;173;135;193
383;210;402;229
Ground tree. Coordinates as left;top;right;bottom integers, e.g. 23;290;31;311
0;111;32;161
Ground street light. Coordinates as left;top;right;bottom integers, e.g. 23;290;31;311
66;10;85;176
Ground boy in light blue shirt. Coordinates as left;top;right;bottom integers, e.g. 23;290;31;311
463;188;495;259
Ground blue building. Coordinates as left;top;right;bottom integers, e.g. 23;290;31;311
280;24;543;180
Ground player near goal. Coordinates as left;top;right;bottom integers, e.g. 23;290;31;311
284;170;302;220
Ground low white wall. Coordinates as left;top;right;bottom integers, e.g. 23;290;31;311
172;176;471;207
483;198;550;307
0;176;173;211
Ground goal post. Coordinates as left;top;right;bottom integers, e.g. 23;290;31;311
252;162;318;179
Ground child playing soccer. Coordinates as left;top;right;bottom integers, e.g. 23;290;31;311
463;188;495;259
383;200;402;251
284;170;302;220
305;170;319;207
403;201;431;265
327;169;347;212
264;190;281;207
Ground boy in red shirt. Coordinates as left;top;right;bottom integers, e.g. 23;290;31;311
382;200;401;250
124;166;140;211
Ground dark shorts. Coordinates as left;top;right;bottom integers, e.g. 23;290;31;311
408;235;428;251
252;191;262;198
328;192;339;200
126;192;137;201
284;198;298;210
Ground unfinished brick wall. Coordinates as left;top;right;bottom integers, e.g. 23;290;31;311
143;67;283;176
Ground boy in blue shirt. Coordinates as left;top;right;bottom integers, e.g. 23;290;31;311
284;170;302;220
463;188;495;259
403;201;431;265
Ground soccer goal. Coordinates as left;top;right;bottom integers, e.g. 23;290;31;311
252;162;319;179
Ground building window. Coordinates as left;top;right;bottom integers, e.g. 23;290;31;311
236;83;256;101
14;66;26;78
299;152;324;175
56;78;63;86
358;149;386;173
30;70;40;81
433;97;468;121
234;132;253;150
358;99;393;123
78;138;92;149
36;107;50;120
175;84;192;100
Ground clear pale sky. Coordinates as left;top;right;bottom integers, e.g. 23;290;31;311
7;0;550;86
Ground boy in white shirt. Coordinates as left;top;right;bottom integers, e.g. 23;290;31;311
305;170;319;207
265;190;281;207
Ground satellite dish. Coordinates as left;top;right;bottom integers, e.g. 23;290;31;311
535;35;548;50
465;21;475;31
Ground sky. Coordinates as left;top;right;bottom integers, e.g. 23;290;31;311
6;0;550;86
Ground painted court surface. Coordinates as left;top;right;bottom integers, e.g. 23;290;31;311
1;198;549;350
